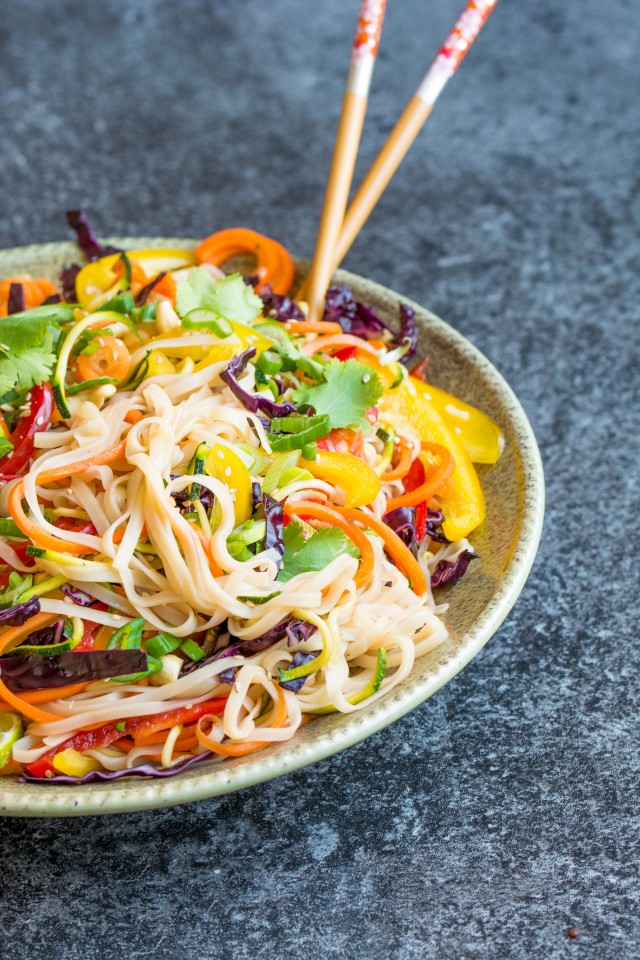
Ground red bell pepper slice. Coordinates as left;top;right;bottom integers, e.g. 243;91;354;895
334;347;357;361
25;698;228;774
404;457;427;541
0;383;54;476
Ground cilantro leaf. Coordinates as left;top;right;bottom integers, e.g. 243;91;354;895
176;269;263;324
0;347;58;396
292;358;383;429
278;522;360;582
0;305;74;353
0;303;71;396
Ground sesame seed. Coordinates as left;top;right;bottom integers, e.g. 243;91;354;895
362;374;371;383
216;450;225;460
224;466;232;477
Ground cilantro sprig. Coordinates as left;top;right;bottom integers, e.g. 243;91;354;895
278;522;360;582
292;358;383;430
176;269;263;324
0;303;73;397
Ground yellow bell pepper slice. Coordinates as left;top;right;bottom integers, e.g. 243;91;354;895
299;451;381;508
409;376;503;464
75;249;197;310
228;321;274;356
52;748;101;778
146;351;176;376
379;380;486;541
193;344;237;369
204;443;252;525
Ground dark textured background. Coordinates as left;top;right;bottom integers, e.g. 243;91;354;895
0;1;638;957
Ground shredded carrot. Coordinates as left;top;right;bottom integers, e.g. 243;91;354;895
135;724;199;748
283;500;374;589
302;333;380;359
385;443;454;512
8;440;128;554
337;506;427;596
0;275;58;318
196;228;295;295
196;687;288;757
0;613;59;656
77;337;131;382
381;435;414;481
124;409;144;424
112;523;146;545
192;526;223;576
0;676;60;723
147;272;177;303
20;682;89;704
36;439;128;484
284;320;343;335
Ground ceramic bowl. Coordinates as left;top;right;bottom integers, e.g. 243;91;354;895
0;239;544;816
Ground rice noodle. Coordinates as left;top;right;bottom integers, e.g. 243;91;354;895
0;266;478;781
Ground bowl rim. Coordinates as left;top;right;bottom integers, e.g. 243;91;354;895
0;239;545;817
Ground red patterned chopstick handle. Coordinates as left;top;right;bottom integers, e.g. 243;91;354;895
347;0;387;95
418;0;499;104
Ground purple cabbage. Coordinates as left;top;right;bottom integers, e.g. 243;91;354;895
399;303;418;360
285;618;316;646
172;484;213;512
0;595;41;627
25;620;65;647
220;348;296;419
42;293;63;305
19;750;212;785
180;613;318;683
251;481;262;512
263;494;284;565
136;270;166;306
60;583;96;606
7;283;25;315
324;285;418;358
0;650;148;692
211;615;316;666
261;284;305;321
60;263;81;301
279;651;318;692
324;286;391;340
426;509;448;544
431;549;479;587
66;210;121;261
383;507;417;550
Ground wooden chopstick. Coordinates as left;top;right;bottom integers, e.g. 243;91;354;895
300;0;499;302
304;1;387;324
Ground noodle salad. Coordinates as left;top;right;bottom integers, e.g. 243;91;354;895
0;213;502;783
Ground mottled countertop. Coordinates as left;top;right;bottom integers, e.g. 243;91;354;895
0;1;638;957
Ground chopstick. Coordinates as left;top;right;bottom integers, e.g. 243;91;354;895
300;0;499;303
304;0;387;324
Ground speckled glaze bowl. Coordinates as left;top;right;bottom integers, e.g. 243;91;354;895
0;239;544;816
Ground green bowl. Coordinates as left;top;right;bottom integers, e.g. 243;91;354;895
0;239;544;816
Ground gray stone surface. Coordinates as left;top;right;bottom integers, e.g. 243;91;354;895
0;0;638;957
